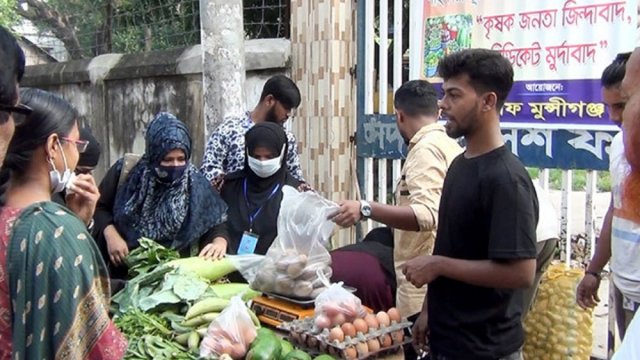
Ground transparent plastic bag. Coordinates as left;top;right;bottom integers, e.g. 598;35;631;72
313;274;367;329
199;296;258;359
242;186;338;298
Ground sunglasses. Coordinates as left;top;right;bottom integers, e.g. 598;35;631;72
61;137;90;153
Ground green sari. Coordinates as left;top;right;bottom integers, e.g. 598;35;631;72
7;202;127;359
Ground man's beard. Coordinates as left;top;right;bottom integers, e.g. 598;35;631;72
265;107;280;124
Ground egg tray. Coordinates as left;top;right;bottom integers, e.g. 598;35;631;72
279;317;413;359
286;335;410;360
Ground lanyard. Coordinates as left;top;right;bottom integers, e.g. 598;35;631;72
243;179;281;231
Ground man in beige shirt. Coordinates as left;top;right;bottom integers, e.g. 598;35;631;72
331;80;462;318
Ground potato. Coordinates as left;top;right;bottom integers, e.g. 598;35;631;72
275;274;295;295
287;262;306;278
293;281;314;298
301;264;332;281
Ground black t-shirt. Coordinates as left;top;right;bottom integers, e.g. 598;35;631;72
428;145;538;359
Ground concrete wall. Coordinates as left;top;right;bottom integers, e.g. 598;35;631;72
20;38;291;180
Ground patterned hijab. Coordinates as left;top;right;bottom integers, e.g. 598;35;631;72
113;112;227;250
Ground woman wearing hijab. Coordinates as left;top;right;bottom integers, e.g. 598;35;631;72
0;88;126;359
209;122;300;257
93;112;228;280
75;127;101;174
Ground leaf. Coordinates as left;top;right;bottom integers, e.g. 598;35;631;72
125;238;179;277
172;275;209;301
138;289;182;312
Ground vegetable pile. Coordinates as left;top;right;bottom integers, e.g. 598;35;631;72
112;239;261;359
253;250;332;299
523;263;593;360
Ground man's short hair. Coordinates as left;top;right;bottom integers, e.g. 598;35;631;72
260;75;302;110
437;48;514;108
601;52;631;88
394;80;439;117
0;27;25;107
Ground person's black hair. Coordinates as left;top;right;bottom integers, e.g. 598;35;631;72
437;48;514;108
3;88;77;177
601;52;631;88
78;127;101;167
394;80;439;117
259;75;301;110
0;26;26;123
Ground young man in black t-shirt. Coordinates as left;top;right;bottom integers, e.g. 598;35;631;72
402;49;538;360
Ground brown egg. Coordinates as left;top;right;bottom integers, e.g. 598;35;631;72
375;311;391;327
391;330;404;344
315;315;331;329
341;322;357;338
380;334;393;347
343;346;357;360
329;327;345;343
367;339;381;353
352;318;369;334
364;313;379;330
355;341;369;357
387;307;401;323
332;313;346;327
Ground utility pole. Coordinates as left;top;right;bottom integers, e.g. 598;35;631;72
199;0;246;136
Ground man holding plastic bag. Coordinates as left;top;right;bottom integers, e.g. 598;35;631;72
330;80;462;318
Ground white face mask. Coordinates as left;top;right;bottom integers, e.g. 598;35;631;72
247;145;285;178
49;139;74;193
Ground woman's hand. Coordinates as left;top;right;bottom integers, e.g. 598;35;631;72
65;174;100;225
199;237;227;260
104;225;129;266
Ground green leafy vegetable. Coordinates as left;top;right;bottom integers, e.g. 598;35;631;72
125;237;180;277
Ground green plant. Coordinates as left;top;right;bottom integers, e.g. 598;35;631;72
526;168;612;192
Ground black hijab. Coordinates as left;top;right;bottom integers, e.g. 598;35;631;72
221;122;300;255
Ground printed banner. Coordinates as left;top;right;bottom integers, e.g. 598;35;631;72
417;0;638;129
357;114;617;170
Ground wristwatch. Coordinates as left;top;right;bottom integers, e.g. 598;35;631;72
359;200;372;219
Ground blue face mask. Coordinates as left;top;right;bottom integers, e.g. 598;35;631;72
154;164;187;183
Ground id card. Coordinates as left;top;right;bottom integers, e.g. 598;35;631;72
238;231;259;255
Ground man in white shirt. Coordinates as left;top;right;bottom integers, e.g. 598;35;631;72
577;52;640;339
522;183;560;317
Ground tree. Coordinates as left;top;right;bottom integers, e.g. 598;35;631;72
5;0;289;60
0;0;17;28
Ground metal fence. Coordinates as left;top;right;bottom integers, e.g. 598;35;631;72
16;0;290;64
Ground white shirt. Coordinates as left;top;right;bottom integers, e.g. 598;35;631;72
533;183;560;242
612;311;640;360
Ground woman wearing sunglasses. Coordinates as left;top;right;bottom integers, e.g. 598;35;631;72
0;88;126;359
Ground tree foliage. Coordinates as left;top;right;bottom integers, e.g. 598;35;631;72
4;0;289;60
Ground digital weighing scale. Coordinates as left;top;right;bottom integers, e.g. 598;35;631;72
250;286;358;327
251;295;316;327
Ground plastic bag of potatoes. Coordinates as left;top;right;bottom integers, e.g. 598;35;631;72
523;263;593;360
